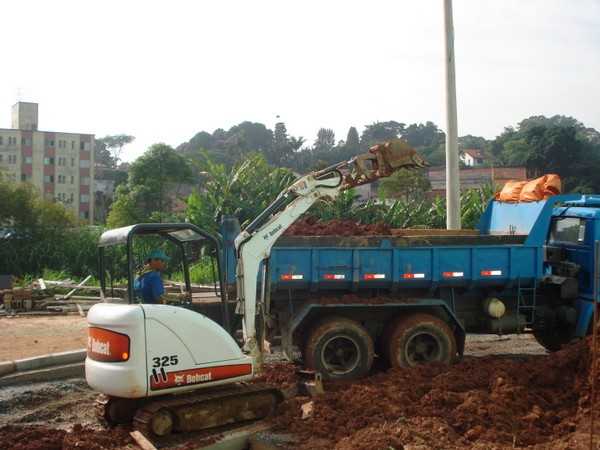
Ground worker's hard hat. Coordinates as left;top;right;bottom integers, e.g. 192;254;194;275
147;249;171;261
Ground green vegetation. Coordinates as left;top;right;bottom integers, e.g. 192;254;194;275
0;180;102;278
3;113;600;280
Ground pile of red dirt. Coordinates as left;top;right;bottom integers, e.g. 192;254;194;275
262;336;599;449
284;216;392;236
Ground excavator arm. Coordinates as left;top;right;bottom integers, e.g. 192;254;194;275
233;139;428;368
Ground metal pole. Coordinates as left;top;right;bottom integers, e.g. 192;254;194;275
444;0;461;230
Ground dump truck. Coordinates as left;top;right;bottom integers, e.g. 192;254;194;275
86;137;599;436
222;192;599;380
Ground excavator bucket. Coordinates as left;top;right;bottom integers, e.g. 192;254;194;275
342;139;429;189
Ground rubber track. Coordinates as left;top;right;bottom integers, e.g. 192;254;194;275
133;382;282;436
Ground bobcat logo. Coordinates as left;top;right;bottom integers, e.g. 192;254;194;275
174;374;185;385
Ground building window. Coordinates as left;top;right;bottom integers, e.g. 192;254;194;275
58;157;66;166
44;157;55;165
8;137;17;146
71;176;75;184
81;176;90;185
21;156;32;164
45;140;55;147
71;158;75;167
44;175;55;183
8;155;17;164
21;138;32;146
0;137;3;145
80;159;90;168
57;175;65;184
58;140;67;149
80;142;90;151
80;194;90;203
0;154;3;162
79;211;89;220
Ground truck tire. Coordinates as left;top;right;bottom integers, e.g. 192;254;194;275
533;327;575;352
386;313;456;369
302;316;374;381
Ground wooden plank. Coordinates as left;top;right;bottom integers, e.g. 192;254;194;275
75;304;86;317
129;430;157;450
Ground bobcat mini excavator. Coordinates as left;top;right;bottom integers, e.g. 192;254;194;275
85;139;428;436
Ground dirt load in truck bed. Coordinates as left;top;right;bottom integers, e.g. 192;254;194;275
283;216;393;236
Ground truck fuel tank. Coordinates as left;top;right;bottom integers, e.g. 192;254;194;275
483;314;527;334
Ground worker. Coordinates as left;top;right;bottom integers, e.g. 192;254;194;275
134;249;171;304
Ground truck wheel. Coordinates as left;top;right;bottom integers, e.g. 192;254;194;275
387;313;456;369
302;316;374;381
533;326;575;352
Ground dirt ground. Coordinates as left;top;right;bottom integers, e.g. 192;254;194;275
0;314;88;361
2;313;600;449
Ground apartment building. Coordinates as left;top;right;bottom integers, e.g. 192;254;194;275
0;102;94;222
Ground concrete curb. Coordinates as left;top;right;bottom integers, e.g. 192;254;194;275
0;348;86;386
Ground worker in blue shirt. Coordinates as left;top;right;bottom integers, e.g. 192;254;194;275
134;249;171;304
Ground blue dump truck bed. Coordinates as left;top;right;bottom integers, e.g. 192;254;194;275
268;233;538;293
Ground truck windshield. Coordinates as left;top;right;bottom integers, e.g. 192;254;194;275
549;217;586;243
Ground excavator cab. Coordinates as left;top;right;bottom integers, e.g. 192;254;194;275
96;223;229;327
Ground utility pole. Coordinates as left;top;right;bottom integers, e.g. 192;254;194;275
444;0;461;230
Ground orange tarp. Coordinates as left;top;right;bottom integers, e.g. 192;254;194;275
495;174;561;202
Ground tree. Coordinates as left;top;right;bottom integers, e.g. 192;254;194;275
226;121;273;154
401;122;445;149
97;134;135;166
314;128;336;152
459;135;490;150
379;169;432;202
268;121;293;166
107;143;195;227
186;152;295;235
184;131;215;156
524;126;582;179
360;121;405;146
0;181;79;236
491;126;521;156
0;179;88;276
333;127;363;164
95;140;117;168
345;127;360;150
499;138;529;167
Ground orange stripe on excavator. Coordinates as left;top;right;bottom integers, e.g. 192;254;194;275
149;363;253;391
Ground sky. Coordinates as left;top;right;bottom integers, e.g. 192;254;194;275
1;0;598;162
